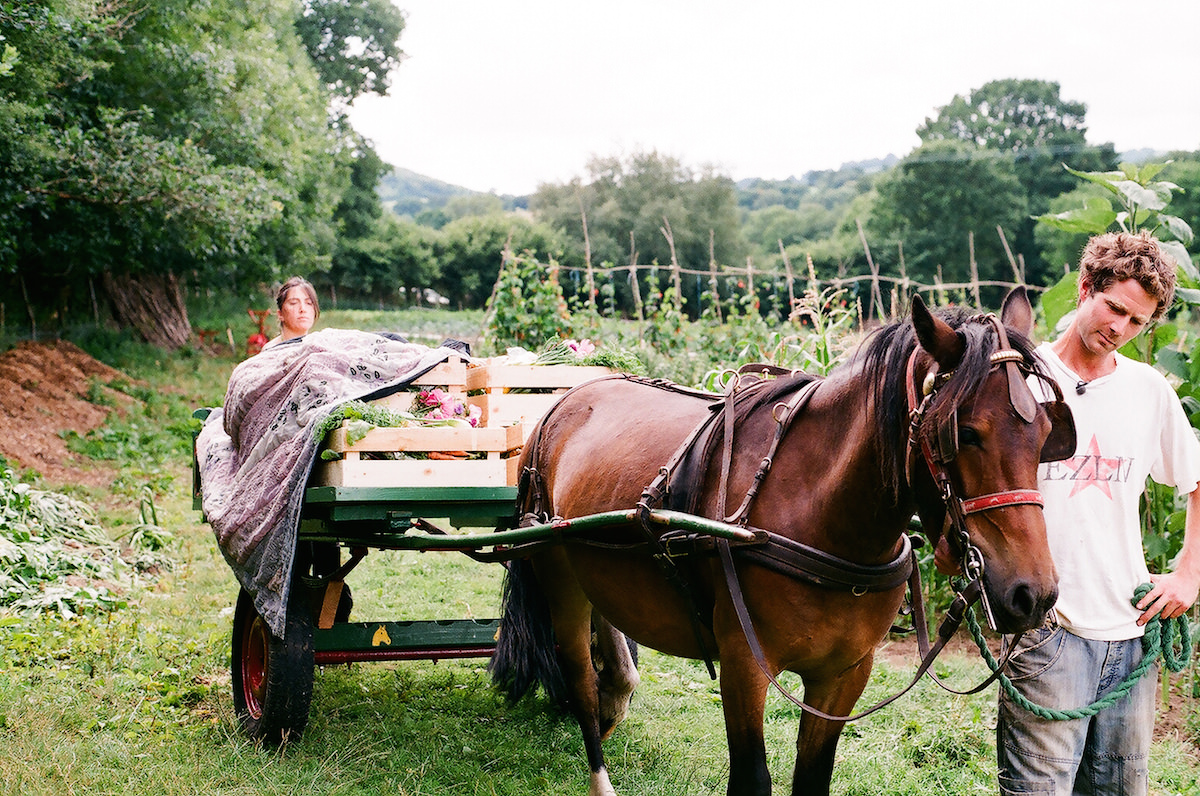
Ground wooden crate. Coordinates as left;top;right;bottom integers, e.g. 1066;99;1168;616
368;356;469;412
313;423;522;488
465;363;614;439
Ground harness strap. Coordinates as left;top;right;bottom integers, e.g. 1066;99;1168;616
717;538;989;722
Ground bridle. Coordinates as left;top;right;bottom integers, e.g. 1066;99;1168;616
903;313;1049;630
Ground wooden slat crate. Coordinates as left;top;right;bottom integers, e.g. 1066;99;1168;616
313;423;522;488
368;356;469;412
465;363;615;439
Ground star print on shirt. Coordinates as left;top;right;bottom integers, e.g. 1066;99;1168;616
1040;434;1131;499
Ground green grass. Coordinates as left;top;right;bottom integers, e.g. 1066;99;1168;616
0;321;1197;795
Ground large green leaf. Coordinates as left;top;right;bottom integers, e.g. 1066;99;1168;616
1161;240;1199;284
1039;271;1080;335
1157;346;1189;380
1114;180;1167;212
1159;213;1194;245
1035;198;1117;235
1064;164;1125;194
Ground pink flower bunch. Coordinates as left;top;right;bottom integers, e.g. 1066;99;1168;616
565;339;595;358
412;388;481;427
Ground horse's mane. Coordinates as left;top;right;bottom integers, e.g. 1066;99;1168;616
858;306;1045;499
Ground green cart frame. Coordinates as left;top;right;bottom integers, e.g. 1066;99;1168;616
193;409;754;744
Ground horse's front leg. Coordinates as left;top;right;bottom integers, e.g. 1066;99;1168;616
719;648;773;796
789;655;874;796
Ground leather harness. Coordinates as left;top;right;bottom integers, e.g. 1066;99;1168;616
514;317;1066;719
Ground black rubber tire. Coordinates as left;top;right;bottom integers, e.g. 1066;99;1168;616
230;587;315;744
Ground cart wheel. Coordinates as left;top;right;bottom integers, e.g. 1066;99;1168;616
231;587;314;744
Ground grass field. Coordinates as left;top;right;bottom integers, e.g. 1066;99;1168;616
0;311;1197;795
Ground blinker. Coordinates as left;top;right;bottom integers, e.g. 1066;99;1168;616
1039;400;1077;462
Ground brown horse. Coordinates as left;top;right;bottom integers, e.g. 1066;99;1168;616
490;289;1074;796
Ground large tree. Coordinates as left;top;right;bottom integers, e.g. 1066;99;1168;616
433;215;565;310
295;0;406;101
917;79;1117;284
532;151;744;317
0;0;405;347
868;139;1027;301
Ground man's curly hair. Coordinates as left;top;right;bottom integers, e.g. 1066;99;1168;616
1079;230;1177;320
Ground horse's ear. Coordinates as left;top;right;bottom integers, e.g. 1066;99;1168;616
911;294;965;371
1000;286;1034;338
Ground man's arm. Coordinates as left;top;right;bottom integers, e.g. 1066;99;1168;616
1137;487;1200;625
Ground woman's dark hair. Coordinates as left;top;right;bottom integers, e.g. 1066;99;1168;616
275;276;320;318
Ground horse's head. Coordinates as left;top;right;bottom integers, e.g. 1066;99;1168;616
906;287;1074;633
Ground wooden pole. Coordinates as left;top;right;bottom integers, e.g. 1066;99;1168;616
779;240;797;313
579;194;596;313
660;216;683;312
708;230;722;323
997;225;1023;283
968;231;982;308
745;257;755;311
629;233;644;322
855;218;882;322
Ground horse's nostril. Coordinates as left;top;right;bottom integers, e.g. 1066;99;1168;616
1009;583;1038;621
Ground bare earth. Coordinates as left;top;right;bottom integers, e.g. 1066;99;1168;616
0;339;128;489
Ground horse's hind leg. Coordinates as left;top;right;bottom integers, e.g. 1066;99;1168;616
533;555;619;796
592;611;640;739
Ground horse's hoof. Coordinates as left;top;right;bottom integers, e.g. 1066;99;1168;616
589;767;618;796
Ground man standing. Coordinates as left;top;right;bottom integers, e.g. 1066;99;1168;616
997;230;1200;795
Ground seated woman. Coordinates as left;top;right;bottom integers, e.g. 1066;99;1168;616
262;276;319;349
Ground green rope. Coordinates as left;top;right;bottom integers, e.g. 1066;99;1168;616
964;583;1194;721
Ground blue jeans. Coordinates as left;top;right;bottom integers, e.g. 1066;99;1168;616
996;623;1158;795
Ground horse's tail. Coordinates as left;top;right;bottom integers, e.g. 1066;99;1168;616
488;557;569;707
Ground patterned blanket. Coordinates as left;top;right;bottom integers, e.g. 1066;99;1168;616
195;328;465;636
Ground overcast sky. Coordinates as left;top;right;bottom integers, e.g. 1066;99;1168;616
347;0;1200;196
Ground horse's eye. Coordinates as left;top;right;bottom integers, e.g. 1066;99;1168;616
958;426;982;448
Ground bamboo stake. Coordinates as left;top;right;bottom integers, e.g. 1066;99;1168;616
997;225;1022;283
629;232;644;322
579;196;596;313
779;240;797;313
708;230;722;323
660;217;683;312
968;231;981;308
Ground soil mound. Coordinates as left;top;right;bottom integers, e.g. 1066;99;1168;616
0;340;129;487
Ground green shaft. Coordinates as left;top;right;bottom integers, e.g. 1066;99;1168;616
399;508;758;551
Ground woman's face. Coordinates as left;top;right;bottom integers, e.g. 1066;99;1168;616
278;286;316;339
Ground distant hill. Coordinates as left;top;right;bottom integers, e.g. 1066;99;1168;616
377;168;479;216
378;168;527;217
382;156;903;220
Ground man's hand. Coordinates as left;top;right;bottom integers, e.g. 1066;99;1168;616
1136;570;1200;626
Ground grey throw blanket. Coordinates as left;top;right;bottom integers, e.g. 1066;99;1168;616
195;328;464;636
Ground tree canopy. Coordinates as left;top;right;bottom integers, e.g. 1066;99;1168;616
916;79;1117;283
0;0;403;346
868;139;1027;293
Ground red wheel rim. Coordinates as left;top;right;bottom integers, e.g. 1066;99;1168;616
241;615;269;718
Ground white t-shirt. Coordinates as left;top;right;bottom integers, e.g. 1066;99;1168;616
1034;343;1200;641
